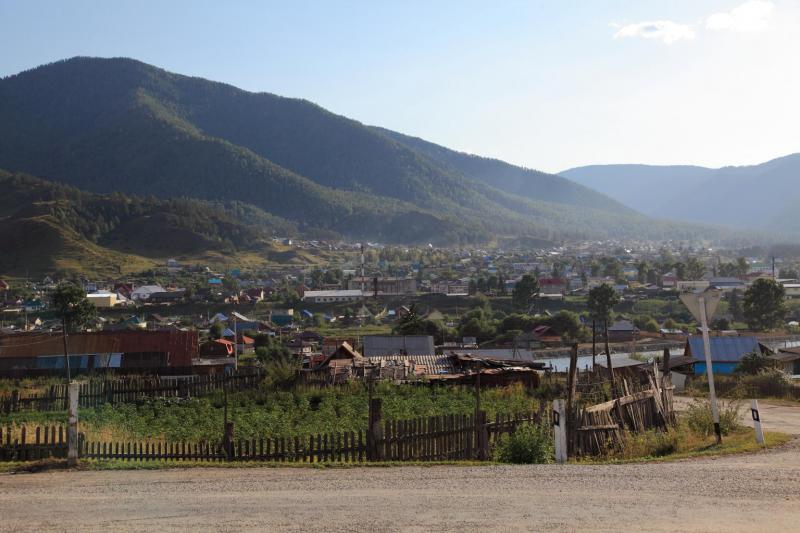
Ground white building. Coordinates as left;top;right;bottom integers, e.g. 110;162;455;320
302;289;363;303
130;285;165;301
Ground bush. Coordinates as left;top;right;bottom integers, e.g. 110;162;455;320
495;423;553;464
734;352;776;376
617;428;680;459
684;399;742;437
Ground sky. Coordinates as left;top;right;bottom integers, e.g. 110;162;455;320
1;0;798;173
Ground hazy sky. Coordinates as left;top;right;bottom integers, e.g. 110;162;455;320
1;0;798;173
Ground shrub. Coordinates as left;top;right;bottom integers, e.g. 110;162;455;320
617;428;680;459
684;399;741;437
495;423;553;464
735;352;776;376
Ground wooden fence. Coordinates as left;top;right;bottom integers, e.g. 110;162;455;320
0;425;68;461
0;410;546;464
571;370;675;456
0;369;264;414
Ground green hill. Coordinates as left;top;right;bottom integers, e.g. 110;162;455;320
0;57;737;245
0;170;308;276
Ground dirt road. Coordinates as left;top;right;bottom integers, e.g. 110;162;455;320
1;442;799;532
1;398;798;532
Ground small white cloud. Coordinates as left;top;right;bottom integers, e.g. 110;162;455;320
614;20;696;45
706;1;774;32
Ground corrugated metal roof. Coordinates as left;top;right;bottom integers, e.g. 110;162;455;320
0;331;198;367
686;336;760;363
365;354;453;374
363;335;435;357
595;356;645;369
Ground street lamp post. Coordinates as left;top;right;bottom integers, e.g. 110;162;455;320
680;288;723;444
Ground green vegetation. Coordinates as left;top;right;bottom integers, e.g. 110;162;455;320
2;383;538;443
495;422;553;464
683;398;742;438
51;282;96;332
743;279;787;330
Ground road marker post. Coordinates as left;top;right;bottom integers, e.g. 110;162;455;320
751;399;765;446
553;399;567;464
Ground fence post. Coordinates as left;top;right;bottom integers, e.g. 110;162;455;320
553;399;567;464
68;382;79;467
224;421;235;460
566;344;578;454
751;399;765;445
476;410;489;460
367;398;382;461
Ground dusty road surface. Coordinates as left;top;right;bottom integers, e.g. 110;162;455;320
1;442;799;533
673;396;800;435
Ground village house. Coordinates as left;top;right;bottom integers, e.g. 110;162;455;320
684;336;768;375
302;289;363;303
130;284;165;302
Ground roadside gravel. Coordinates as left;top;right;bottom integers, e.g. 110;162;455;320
1;440;799;532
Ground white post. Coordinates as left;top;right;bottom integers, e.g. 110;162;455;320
751;399;765;445
553;399;567;464
698;295;722;443
67;382;79;467
233;314;238;370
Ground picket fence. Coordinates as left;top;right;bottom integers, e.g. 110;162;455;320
0;425;68;461
0;411;546;464
0;369;264;414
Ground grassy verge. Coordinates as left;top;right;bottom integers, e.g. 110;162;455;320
575;429;792;465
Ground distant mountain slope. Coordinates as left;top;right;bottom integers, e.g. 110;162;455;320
0;56;742;244
0;170;304;276
374;127;635;214
561;155;800;233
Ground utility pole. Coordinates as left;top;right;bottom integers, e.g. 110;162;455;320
233;313;239;370
62;317;71;383
680;288;723;444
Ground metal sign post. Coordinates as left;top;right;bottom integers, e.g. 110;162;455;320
680;289;723;444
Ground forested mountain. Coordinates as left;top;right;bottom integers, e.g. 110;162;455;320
561;155;800;234
373;127;635;213
0;170;303;275
0;57;737;245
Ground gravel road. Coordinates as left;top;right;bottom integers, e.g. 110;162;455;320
1;399;798;532
1;442;799;532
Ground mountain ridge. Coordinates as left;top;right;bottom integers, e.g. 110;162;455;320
0;56;750;247
561;155;800;233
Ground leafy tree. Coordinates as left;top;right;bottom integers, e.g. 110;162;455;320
684;257;706;280
52;283;96;333
587;283;620;379
512;274;540;311
712;317;731;331
255;336;291;362
736;257;749;277
587;284;619;324
394;304;439;336
743;279;787;330
209;322;225;340
728;289;743;322
735;352;776;375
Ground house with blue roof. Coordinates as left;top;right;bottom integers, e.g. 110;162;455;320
684;336;769;375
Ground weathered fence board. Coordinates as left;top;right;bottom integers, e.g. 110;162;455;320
3;410;547;464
